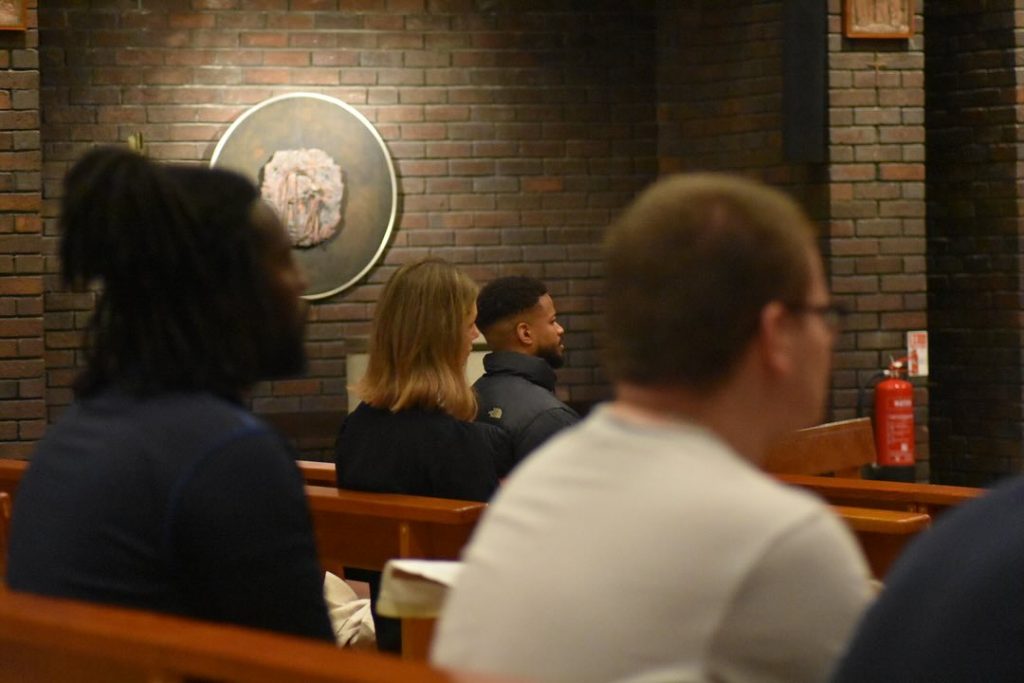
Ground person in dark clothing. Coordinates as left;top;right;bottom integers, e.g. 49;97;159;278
6;146;334;642
473;276;579;474
831;475;1024;682
335;257;511;653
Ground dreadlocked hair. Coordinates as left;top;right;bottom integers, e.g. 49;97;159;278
60;145;279;398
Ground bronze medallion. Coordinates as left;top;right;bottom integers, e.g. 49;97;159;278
211;92;397;300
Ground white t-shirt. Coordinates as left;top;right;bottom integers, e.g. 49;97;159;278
432;406;873;683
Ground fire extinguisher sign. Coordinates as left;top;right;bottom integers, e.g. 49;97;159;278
907;330;928;377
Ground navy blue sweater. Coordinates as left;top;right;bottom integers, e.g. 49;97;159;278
7;389;333;642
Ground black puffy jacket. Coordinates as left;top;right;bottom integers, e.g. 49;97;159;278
473;351;580;476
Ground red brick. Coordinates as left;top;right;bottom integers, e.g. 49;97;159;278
880;163;925;181
521;177;564;193
240;32;288;48
243;68;291;84
291;0;338;8
263;51;311;67
0;194;40;212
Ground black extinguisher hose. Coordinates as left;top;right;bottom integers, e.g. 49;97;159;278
856;370;888;420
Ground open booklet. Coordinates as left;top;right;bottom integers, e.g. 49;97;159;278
376;559;464;619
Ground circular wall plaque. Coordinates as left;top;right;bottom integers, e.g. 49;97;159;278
211;92;397;300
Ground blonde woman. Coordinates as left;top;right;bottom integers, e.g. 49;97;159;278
335;258;511;652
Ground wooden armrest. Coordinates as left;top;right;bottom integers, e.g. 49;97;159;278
832;505;931;534
298;460;337;486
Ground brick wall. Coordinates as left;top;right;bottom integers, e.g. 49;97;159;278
925;0;1022;485
37;0;657;458
657;1;823;188
655;0;828;342
826;0;928;475
0;0;43;458
7;1;964;478
656;0;928;476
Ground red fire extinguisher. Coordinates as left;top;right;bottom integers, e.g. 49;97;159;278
873;357;915;467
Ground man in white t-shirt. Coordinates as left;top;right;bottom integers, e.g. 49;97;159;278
432;173;873;683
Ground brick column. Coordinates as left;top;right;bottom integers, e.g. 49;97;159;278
925;0;1022;485
827;0;927;475
0;1;43;457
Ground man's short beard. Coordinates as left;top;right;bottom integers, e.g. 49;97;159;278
259;299;310;380
537;344;564;369
262;325;308;379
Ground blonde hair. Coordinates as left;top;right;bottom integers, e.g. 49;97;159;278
357;258;479;420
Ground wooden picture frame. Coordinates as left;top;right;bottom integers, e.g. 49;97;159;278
844;0;913;39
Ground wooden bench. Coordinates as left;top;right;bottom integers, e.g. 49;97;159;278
0;458;25;499
763;417;876;478
304;486;484;579
298;462;477;618
298;461;928;579
0;492;9;581
0;585;518;683
0;458;929;643
833;505;930;577
0;460;19;581
776;473;983;519
762;416;984;518
306;485;486;660
0;459;482;659
302;459;337;486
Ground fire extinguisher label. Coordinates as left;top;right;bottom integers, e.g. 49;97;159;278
907;330;929;377
884;413;915;464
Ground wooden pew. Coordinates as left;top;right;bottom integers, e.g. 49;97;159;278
0;492;9;581
0;460;18;581
302;459;338;486
304;485;484;579
305;485;485;660
0;458;25;498
834;505;930;577
0;586;518;683
298;462;927;580
762;417;876;478
761;417;984;519
0;460;482;659
0;458;929;640
776;473;983;519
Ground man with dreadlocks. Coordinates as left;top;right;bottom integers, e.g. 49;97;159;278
6;146;334;641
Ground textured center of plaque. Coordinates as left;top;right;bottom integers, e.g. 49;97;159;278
261;148;344;248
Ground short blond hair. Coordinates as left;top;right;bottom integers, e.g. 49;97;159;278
357;258;479;420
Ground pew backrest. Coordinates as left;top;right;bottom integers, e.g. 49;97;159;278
305;485;486;578
0;586;517;683
301;459;339;486
301;459;934;578
762;417;876;477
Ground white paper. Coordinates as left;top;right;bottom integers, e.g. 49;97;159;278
376;559;464;618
